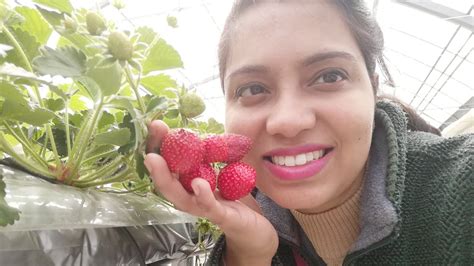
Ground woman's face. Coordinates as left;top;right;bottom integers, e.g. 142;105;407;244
224;1;375;213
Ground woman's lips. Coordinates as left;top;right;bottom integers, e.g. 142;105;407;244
263;148;333;181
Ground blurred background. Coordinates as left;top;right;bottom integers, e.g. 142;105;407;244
25;0;474;136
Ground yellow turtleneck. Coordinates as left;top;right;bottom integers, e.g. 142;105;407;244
291;186;362;266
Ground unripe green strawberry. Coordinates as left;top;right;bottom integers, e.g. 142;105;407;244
86;12;106;35
167;16;178;28
179;93;205;118
204;134;252;163
217;162;256;201
160;129;204;175
112;0;126;10
63;16;77;33
108;31;134;60
179;163;216;193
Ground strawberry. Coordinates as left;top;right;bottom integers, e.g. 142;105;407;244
86;12;106;36
179;93;205;118
179;163;217;193
203;134;252;163
160;129;204;175
108;31;133;60
217;162;256;200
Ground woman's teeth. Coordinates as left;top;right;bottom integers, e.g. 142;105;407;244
271;150;325;166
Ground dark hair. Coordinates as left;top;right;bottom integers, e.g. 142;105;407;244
218;0;440;135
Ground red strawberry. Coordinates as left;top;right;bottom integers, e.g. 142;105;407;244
160;129;204;175
217;162;256;200
179;163;217;193
203;134;252;163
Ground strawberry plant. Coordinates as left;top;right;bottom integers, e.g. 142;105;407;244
0;0;224;227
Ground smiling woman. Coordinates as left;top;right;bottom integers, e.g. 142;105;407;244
145;0;474;265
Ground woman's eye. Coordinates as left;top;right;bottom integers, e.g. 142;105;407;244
236;84;267;97
311;69;347;85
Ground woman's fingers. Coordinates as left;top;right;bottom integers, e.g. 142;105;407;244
145;131;261;231
145;153;195;212
145;120;169;154
191;178;229;225
239;194;263;214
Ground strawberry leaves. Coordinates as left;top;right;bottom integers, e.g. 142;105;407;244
0;172;21;226
32;46;87;77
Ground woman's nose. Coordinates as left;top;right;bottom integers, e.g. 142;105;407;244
265;94;316;138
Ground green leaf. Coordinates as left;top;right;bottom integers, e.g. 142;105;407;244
0;81;27;105
98;111;115;129
207;118;224;134
14;6;52;45
94;128;131;146
86;60;122;97
33;0;73;14
136;26;158;46
57;33;99;56
69;94;88;112
140;73;177;96
135;152;146;179
0;63;44;83
1;28;40;69
69;111;85;127
36;5;63;27
165;108;179;119
32;46;87;77
45;98;65;111
163;116;180;129
76;76;100;102
0;2;24;28
109;97;146;151
0;173;21;227
37;127;68;156
115;111;124;123
146;96;168;113
142;39;183;74
117;113;136;154
0;100;55;126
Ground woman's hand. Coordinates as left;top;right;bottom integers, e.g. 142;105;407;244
145;120;278;265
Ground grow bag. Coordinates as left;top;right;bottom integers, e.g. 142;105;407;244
0;164;213;265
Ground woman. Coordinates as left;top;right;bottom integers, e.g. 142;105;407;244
145;0;473;265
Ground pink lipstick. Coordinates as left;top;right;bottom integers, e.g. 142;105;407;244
263;144;333;181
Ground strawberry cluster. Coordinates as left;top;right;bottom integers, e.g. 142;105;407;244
160;129;256;201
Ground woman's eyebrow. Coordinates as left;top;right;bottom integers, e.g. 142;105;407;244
302;51;357;67
225;65;269;82
225;51;356;82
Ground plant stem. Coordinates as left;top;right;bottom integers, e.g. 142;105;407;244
76;156;124;184
40;132;49;158
64;93;72;157
98;181;151;194
2;25;61;168
82;149;116;165
67;99;104;182
125;64;146;114
3;122;49;168
0;132;55;179
75;167;133;188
